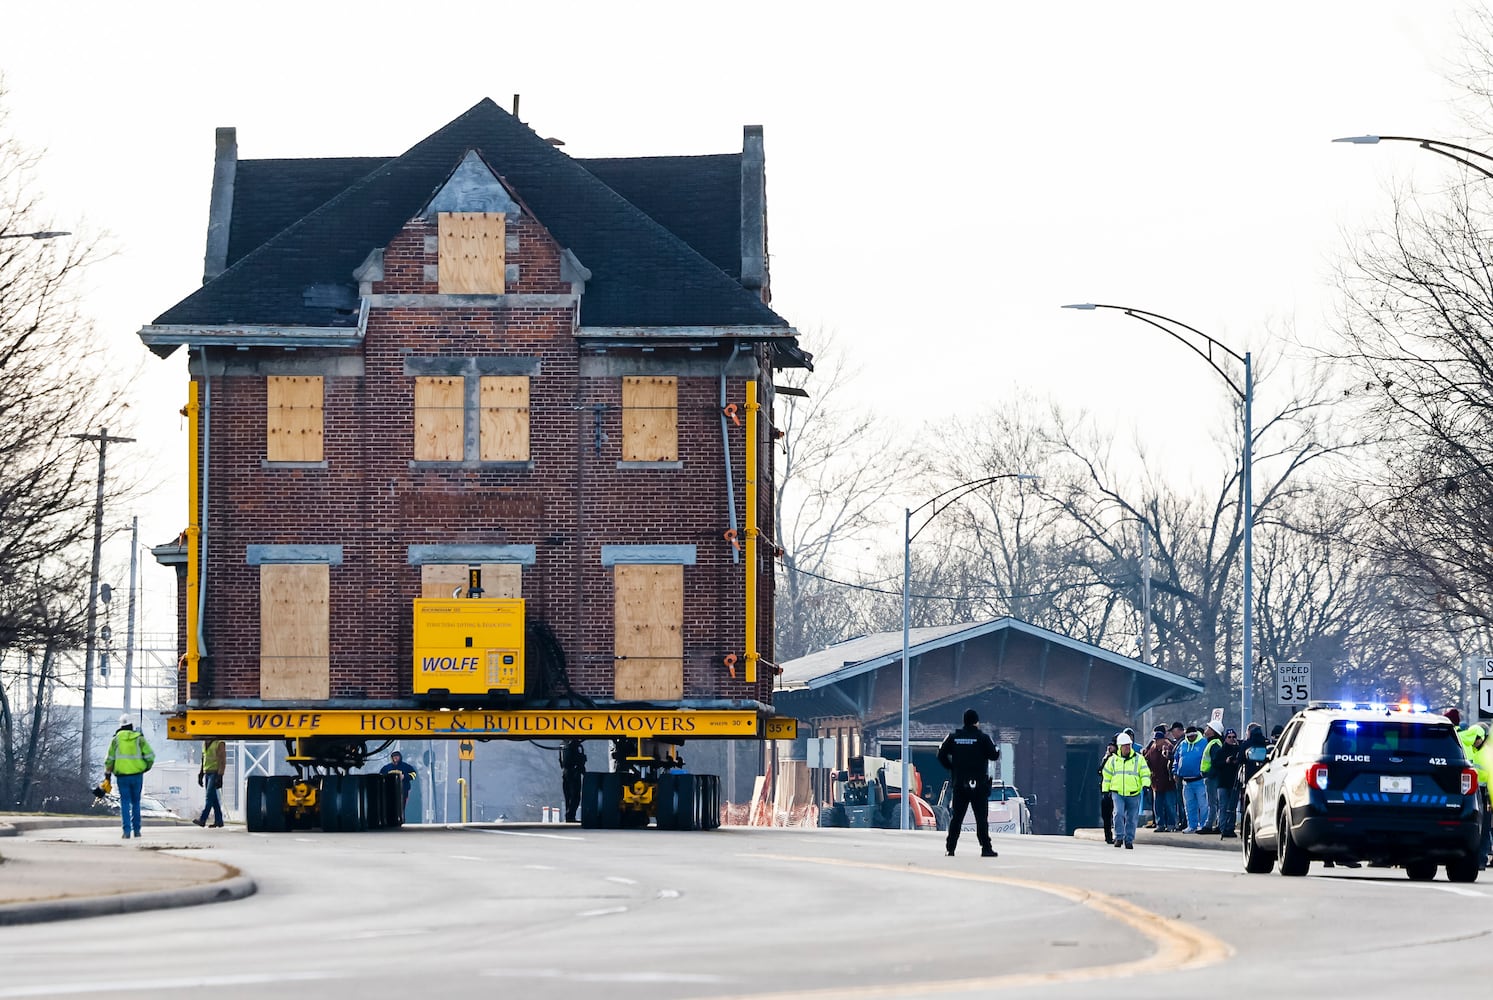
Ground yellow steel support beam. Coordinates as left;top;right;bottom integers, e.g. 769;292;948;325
745;379;759;684
185;380;201;690
166;708;762;741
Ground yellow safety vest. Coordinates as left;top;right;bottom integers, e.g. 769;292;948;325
1102;751;1151;797
105;728;155;776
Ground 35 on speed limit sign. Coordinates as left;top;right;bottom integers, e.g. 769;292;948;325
1278;662;1311;705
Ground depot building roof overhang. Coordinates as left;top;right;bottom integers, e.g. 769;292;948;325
776;617;1204;729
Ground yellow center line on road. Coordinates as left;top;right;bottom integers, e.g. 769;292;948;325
709;854;1232;998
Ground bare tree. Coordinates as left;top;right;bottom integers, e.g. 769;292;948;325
1031;355;1341;713
0;87;125;809
772;332;914;660
1332;181;1493;632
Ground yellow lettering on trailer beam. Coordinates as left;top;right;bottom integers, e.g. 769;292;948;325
168;709;761;740
764;717;799;740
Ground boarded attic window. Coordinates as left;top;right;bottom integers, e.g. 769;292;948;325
621;376;678;462
414;376;464;461
438;212;506;294
266;376;324;462
479;376;530;461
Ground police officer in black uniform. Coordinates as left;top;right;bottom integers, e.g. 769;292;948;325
937;708;1000;858
560;739;587;822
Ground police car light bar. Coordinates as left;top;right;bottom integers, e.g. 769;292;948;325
1305;700;1431;714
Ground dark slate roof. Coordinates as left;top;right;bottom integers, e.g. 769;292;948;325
222;153;743;281
155;99;786;330
227;157;389;268
578;154;741;280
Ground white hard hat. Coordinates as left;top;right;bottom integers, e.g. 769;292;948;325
1116;733;1134;746
119;714;131;726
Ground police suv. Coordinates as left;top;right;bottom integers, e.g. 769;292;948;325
1240;703;1483;881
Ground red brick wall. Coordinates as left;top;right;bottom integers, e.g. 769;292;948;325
185;213;776;706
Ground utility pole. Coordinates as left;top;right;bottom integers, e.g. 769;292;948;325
1140;528;1153;666
124;517;139;715
73;428;134;780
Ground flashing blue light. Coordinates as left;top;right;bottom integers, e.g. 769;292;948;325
1412;703;1428;713
1369;703;1387;713
1345;722;1359;731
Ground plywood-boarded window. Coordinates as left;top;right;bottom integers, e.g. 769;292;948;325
420;563;522;600
613;563;683;700
260;563;330;700
414;376;464;461
266;376;324;462
479;376;530;461
621;376;678;462
438;212;506;294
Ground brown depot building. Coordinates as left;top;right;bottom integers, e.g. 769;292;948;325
776;618;1203;834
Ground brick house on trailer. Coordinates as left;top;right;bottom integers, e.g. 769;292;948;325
140;98;808;720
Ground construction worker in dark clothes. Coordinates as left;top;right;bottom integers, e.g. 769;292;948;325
560;739;587;822
380;751;417;810
938;708;1000;858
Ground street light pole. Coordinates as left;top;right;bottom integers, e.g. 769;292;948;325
1062;303;1254;734
1333;135;1493;182
900;472;1038;831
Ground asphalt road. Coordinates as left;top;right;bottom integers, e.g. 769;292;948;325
2;825;1490;999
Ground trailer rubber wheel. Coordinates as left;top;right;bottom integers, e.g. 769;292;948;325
600;773;623;829
385;773;405;827
245;775;267;832
672;776;697;831
364;774;385;830
579;773;603;829
319;775;345;832
655;774;678;830
354;775;371;831
264;776;291;833
700;775;720;830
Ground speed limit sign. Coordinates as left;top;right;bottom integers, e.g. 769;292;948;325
1277;662;1312;705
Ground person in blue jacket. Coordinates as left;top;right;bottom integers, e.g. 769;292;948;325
1172;724;1210;833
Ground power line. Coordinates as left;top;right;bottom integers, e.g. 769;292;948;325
781;563;1105;603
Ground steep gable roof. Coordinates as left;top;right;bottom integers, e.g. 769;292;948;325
579;154;742;280
227;156;390;268
155;99;786;330
225;152;743;282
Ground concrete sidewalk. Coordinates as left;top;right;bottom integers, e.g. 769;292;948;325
1073;826;1237;852
0;814;255;925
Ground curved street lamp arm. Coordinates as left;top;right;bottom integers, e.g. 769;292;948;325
1335;135;1493;182
908;473;1037;543
1120;311;1246;399
1065;303;1246;398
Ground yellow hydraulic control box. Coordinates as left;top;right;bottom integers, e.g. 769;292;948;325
412;599;525;697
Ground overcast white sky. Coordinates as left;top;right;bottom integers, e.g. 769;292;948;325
0;1;1482;650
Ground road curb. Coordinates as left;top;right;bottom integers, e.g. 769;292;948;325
0;871;257;927
1073;827;1237;853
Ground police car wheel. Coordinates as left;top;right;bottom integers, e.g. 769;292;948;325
1447;854;1480;884
1404;861;1437;881
1242;815;1274;874
1277;811;1309;877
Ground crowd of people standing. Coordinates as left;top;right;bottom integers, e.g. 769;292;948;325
1100;718;1274;846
